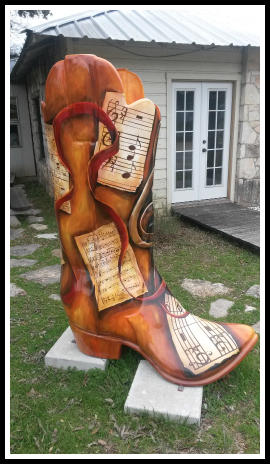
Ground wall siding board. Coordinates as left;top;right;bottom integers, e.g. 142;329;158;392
155;158;167;169
153;169;167;180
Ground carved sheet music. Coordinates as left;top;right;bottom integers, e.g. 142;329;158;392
95;92;156;192
45;123;71;214
75;222;148;311
165;294;239;375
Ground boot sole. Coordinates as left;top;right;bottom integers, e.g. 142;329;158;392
69;320;259;387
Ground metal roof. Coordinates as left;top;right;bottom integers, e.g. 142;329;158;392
24;9;260;47
10;58;18;73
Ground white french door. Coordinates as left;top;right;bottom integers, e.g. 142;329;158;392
171;82;232;203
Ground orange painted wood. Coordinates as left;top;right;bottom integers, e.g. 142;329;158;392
41;54;258;386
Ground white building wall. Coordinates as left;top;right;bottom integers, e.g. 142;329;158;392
72;39;242;213
10;84;36;177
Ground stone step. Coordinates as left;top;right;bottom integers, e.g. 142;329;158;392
45;327;107;371
124;360;203;425
10;187;31;211
10;173;16;185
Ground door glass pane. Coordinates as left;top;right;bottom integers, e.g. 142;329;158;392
184;170;192;188
207;150;214;168
218;91;226;110
208;111;216;130
176;171;183;189
185;112;193;131
186;91;194;110
209;91;217;110
185;132;193;150
206;168;214;186
217;111;225;129
176;132;184;151
176;112;184;131
216;131;224;149
208;131;215;149
185;152;193;169
176;91;185;111
176;152;184;170
215;168;222;185
215;150;223;167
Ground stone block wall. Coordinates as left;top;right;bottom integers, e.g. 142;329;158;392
236;47;260;207
26;40;64;199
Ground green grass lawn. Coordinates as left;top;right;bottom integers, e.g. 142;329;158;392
10;181;260;455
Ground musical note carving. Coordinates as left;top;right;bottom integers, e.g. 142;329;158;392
95;92;156;192
74;222;148;311
45;123;71;214
165;294;239;375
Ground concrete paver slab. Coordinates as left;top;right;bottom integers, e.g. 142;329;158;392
10;244;41;256
124;360;203;425
45;327;107;371
10;216;21;227
10;258;37;268
52;249;62;258
246;285;260;298
181;278;232;298
252;321;260;334
245;305;257;312
10;283;27;297
10;186;31;210
29;224;48;230
49;294;61;301
26;216;44;223
10;228;24;241
36;233;58;240
209;299;234;318
10;208;42;216
20;264;61;285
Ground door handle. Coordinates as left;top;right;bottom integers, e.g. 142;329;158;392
202;148;207;152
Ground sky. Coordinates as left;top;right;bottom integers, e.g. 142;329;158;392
8;5;264;55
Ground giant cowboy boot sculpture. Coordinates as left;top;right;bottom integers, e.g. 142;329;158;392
42;54;258;386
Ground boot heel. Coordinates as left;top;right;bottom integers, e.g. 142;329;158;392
69;322;123;359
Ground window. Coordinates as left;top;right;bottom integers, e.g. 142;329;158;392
10;97;19;120
10;97;20;147
10;124;20;147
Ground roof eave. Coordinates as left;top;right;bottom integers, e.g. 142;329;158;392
10;32;57;82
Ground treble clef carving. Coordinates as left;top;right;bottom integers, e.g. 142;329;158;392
107;99;119;122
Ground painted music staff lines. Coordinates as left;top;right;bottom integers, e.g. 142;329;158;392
45;123;71;214
107;98;154;131
165;295;239;375
95;92;156;192
75;223;148;311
